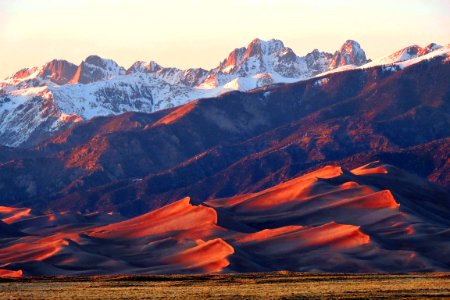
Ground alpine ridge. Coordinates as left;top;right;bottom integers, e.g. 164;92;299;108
2;39;447;147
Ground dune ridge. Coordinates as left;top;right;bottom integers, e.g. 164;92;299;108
0;162;449;276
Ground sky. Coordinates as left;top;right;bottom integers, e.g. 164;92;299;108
0;0;449;79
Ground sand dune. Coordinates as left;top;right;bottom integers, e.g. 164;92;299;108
90;197;220;239
0;162;449;276
164;238;234;273
0;206;31;224
0;269;22;278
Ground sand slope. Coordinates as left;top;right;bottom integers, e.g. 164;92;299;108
0;162;449;276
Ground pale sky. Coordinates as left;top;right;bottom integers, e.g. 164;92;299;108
0;0;449;79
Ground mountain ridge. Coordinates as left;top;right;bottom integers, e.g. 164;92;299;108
1;39;447;148
0;55;448;217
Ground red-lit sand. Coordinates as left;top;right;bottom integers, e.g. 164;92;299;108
0;207;32;224
0;162;448;276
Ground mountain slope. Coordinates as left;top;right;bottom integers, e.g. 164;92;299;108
0;53;448;216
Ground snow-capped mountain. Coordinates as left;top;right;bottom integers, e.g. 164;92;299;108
363;43;443;68
318;43;449;76
127;61;208;87
1;59;76;89
69;55;126;84
328;40;368;69
0;39;448;147
0;74;207;147
199;38;355;89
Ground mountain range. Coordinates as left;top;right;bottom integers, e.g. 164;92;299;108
0;38;449;276
1;38;447;147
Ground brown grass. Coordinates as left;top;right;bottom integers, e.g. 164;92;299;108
0;272;449;299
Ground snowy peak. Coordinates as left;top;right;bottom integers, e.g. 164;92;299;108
365;43;444;67
233;38;288;72
201;38;339;88
220;47;246;74
395;44;443;60
7;67;39;81
69;55;125;84
127;61;162;74
329;40;368;69
84;55;122;71
305;49;334;74
422;43;442;54
2;56;124;87
217;38;289;75
127;60;207;87
203;38;303;87
243;38;285;59
2;60;78;89
39;59;78;85
149;66;207;86
391;45;426;62
177;68;208;86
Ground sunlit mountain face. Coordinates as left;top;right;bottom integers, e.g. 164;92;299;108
0;36;449;277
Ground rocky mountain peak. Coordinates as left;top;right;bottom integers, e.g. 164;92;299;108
425;43;442;51
329;40;368;69
127;61;162;74
147;61;162;73
85;55;107;67
380;43;443;64
220;47;246;73
70;55;125;84
83;55;124;74
39;59;78;85
8;67;36;81
421;43;442;56
244;38;285;59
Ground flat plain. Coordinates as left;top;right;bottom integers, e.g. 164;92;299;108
1;273;450;299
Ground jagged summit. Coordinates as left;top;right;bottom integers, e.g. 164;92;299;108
126;60;208;87
245;38;285;57
5;59;77;87
39;59;78;85
127;60;162;74
201;38;335;88
69;55;125;84
329;40;368;69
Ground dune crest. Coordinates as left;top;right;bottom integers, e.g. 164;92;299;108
90;197;219;239
0;163;449;276
0;206;32;224
165;238;234;273
351;162;389;175
0;269;22;278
